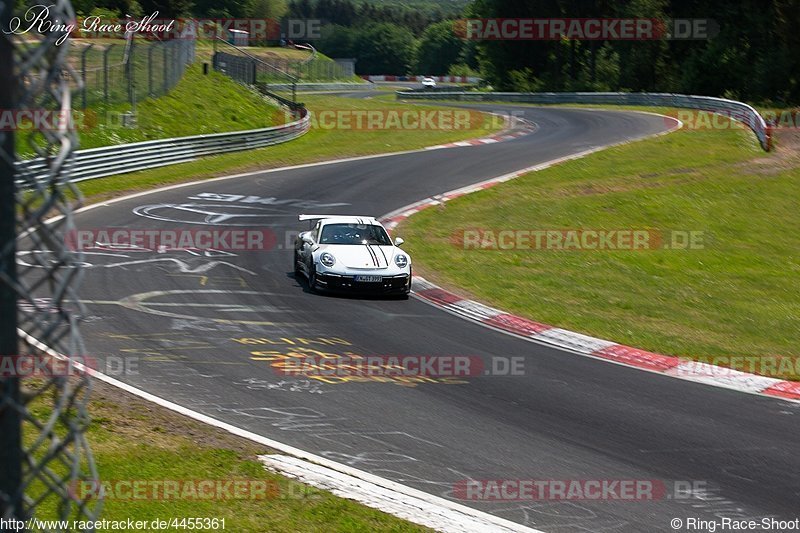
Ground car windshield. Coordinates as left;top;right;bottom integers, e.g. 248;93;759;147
319;223;392;245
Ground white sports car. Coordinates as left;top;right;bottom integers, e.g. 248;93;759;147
421;76;437;88
294;215;412;297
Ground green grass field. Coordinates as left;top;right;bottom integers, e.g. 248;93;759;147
399;108;800;375
25;380;429;532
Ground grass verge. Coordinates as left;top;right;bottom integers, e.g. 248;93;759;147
18;63;285;157
25;378;429;532
75;92;504;205
398;107;800;376
78;64;286;150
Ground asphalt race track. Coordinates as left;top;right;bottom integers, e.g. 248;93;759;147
37;104;800;531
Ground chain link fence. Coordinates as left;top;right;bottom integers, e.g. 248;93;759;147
212;39;301;105
2;0;101;530
288;44;351;81
71;38;195;110
291;58;352;82
212;40;351;95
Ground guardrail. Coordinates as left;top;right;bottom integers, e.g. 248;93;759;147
292;43;317;65
364;75;481;83
265;82;373;92
396;90;771;151
412;85;480;92
15;110;310;188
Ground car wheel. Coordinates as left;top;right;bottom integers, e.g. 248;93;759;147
308;264;319;293
398;269;412;299
294;251;302;278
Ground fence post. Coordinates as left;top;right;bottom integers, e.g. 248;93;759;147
103;44;112;103
0;0;23;521
163;43;168;94
169;43;175;89
148;44;155;96
765;122;773;152
128;39;136;109
81;43;94;109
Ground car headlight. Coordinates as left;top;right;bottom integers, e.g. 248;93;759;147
394;254;408;268
320;252;336;267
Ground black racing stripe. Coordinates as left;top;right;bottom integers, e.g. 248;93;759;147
377;246;388;266
366;244;379;266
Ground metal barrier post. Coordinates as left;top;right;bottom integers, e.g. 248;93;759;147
163;43;168;94
766;123;773;152
148;44;155;96
103;44;113;103
129;39;136;113
81;44;94;109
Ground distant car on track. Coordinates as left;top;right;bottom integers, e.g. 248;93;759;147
294;214;411;297
421;77;437;88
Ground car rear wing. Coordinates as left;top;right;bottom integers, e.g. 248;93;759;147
298;214;380;230
298;214;354;221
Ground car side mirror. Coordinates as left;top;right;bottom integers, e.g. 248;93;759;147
394;237;404;247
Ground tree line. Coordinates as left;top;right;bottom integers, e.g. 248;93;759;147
301;0;799;103
65;0;800;103
465;0;799;104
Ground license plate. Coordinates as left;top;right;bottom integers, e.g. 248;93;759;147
355;275;382;282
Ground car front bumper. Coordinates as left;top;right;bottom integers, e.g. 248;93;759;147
315;271;411;294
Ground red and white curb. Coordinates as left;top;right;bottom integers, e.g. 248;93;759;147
404;277;800;402
425;118;537;150
380;115;800;404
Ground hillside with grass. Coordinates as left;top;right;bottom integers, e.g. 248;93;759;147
79;65;287;151
18;62;286;159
